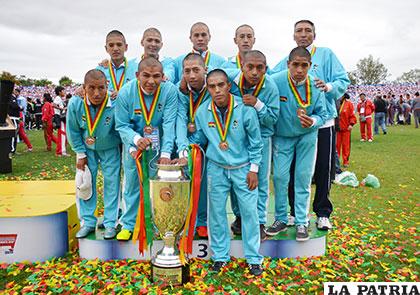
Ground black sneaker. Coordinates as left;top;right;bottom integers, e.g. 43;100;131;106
260;224;266;241
296;225;309;242
211;261;227;273
230;217;241;235
265;220;287;236
248;264;263;276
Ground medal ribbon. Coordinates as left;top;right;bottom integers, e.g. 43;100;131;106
179;144;203;264
83;93;109;137
238;73;265;98
311;46;316;57
137;81;161;126
235;54;241;69
339;99;346;114
211;94;234;143
132;150;153;255
108;58;127;91
191;50;211;66
288;71;311;108
189;88;207;123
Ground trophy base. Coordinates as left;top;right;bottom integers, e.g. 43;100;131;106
151;262;190;286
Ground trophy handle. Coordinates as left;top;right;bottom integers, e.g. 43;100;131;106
148;149;160;170
197;145;206;176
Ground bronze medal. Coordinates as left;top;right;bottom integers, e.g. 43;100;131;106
85;136;95;145
219;141;229;151
297;108;307;117
188;122;196;133
144;125;153;134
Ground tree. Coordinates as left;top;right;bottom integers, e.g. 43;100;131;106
59;76;74;87
396;69;420;83
354;55;389;85
347;71;359;85
34;78;53;87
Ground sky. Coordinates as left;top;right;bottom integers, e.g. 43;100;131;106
1;0;419;84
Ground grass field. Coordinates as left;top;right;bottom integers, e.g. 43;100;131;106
0;124;419;294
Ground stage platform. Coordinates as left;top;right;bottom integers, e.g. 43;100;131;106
79;214;327;261
1;180;328;263
0;181;79;263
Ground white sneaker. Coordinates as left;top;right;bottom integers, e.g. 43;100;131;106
287;215;295;226
368;139;373;142
360;139;366;142
316;217;332;230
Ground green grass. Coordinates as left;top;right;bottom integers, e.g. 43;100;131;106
1;124;419;294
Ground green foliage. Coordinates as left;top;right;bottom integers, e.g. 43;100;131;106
59;76;74;87
396;69;420;83
354;55;389;84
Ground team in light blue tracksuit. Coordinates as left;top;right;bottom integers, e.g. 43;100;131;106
115;79;177;232
190;95;263;265
176;84;212;229
66;95;121;230
270;70;327;226
225;69;279;226
173;51;225;83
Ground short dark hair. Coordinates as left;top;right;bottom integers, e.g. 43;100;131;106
106;30;126;43
415;92;419;96
243;50;266;65
343;93;350;100
138;56;163;72
183;53;205;68
55;86;64;95
206;69;228;83
190;22;210;36
359;93;366;97
288;46;311;62
235;24;254;37
294;20;315;32
43;93;52;102
84;69;107;84
143;27;162;39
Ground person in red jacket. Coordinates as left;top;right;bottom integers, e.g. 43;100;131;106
336;93;357;167
357;93;375;142
41;93;57;151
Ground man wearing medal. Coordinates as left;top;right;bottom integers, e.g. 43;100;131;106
176;53;212;238
271;20;350;230
267;47;327;241
173;22;226;83
224;50;279;240
96;30;137;101
67;70;121;240
189;69;264;276
222;24;256;69
115;57;177;241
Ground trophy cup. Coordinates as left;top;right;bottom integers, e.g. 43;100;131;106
150;163;191;285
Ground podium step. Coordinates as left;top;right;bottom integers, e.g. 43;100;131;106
79;216;327;260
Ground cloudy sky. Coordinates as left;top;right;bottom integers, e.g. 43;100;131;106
1;0;419;84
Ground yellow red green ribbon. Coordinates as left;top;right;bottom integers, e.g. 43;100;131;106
288;71;311;109
189;88;207;124
83;93;109;137
235;54;241;69
211;94;234;143
311;46;316;57
137;81;161;126
238;73;265;98
108;58;127;91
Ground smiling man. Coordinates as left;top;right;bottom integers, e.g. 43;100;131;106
173;22;226;83
189;69;264;276
115;57;178;241
66;69;121;240
271;20;350;230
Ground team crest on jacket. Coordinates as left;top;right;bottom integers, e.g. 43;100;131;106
280;96;288;102
134;109;142;115
82;115;86;121
105;117;111;125
158;103;163;112
232;120;239;129
208;122;216;128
